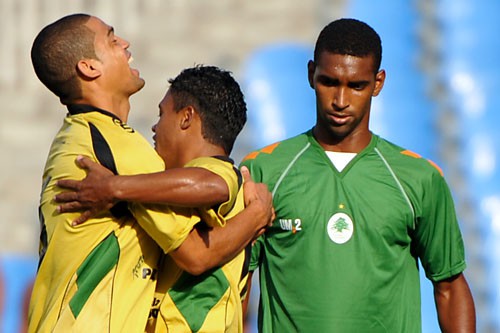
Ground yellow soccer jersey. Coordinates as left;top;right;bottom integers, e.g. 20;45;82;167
29;105;200;333
144;156;250;333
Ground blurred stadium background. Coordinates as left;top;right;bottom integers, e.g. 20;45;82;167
0;0;499;332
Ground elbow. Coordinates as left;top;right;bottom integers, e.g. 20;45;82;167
199;180;228;205
184;264;207;276
196;171;229;204
174;256;215;276
182;262;213;276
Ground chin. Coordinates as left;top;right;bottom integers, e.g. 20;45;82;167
128;80;145;95
136;78;146;90
155;149;169;166
327;128;356;143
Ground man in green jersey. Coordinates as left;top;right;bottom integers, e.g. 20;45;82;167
29;14;272;332
240;18;476;332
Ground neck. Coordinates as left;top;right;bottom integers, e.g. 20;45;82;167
313;127;372;153
73;93;132;123
173;142;227;169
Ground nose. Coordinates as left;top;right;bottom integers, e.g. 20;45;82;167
152;123;157;133
117;35;130;49
333;87;349;111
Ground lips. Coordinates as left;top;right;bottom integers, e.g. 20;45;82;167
329;113;351;125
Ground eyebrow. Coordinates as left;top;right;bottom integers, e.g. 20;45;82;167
318;74;370;85
349;80;370;85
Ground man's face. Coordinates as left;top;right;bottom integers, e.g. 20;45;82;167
152;90;182;169
308;52;385;145
85;16;144;96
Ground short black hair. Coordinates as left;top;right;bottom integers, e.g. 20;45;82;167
168;65;247;155
314;18;382;73
31;13;97;104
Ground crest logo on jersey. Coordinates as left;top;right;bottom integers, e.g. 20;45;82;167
327;212;354;244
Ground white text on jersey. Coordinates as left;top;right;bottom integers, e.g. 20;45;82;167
279;218;302;233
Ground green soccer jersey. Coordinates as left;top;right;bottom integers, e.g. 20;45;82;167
241;130;466;333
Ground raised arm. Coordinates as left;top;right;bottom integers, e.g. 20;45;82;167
434;273;476;332
55;156;228;223
170;167;274;275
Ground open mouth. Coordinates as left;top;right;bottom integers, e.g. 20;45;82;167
128;56;141;77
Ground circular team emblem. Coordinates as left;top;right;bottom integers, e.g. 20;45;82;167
327;212;354;244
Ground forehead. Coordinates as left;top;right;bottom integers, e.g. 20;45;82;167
159;89;175;108
316;52;376;78
85;16;112;37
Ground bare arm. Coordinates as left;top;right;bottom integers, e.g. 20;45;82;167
170;167;274;275
108;167;228;205
55;156;228;223
434;273;476;332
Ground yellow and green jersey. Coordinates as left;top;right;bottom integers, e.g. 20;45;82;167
145;156;250;333
29;105;186;333
241;130;466;333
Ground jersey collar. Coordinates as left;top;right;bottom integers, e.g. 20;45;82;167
306;128;379;155
66;104;122;122
212;155;234;165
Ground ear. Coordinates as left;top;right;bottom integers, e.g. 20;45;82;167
307;60;315;89
76;58;102;79
372;69;386;97
179;106;196;130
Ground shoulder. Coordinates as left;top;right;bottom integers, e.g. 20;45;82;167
241;132;311;167
186;156;234;172
187;156;239;186
375;136;444;180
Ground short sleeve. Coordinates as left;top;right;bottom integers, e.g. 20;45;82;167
130;202;201;254
185;157;240;228
241;156;265;273
413;171;467;282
